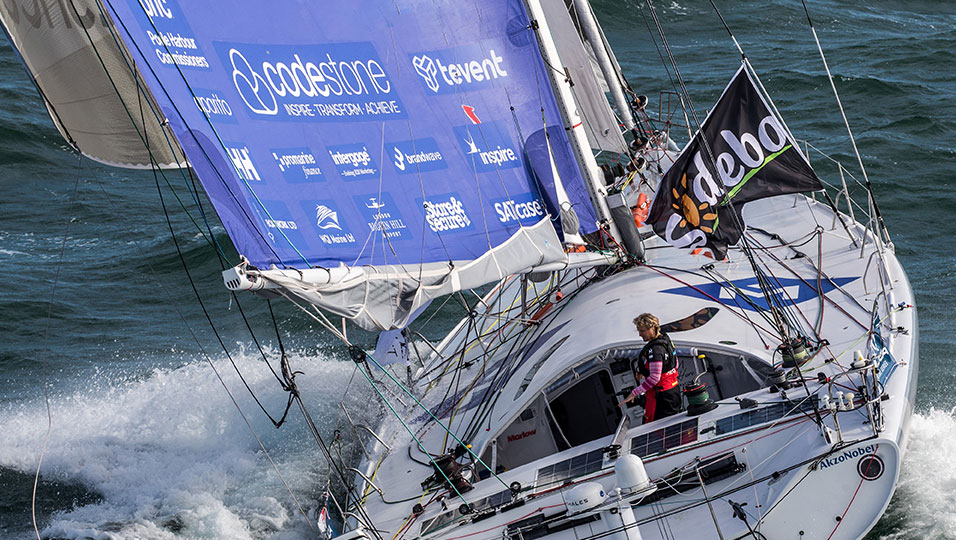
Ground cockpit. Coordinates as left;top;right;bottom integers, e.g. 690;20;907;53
479;343;776;475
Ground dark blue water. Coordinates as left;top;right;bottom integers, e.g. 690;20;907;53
2;1;955;538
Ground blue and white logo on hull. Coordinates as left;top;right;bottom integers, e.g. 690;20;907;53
661;276;859;312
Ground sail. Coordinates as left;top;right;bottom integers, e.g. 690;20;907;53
0;0;183;168
646;65;822;259
538;0;628;154
97;0;593;329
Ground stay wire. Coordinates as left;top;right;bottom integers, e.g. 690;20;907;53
284;291;514;494
31;153;83;540
151;149;290;427
646;0;791;342
82;165;316;532
94;0;292;402
801;0;890;245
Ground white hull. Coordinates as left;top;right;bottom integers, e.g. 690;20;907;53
343;192;917;540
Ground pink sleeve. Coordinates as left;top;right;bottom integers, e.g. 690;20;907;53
631;360;662;396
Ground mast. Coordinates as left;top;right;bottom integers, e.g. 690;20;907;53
571;0;635;130
523;0;622;242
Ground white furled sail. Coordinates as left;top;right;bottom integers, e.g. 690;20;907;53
538;0;629;154
0;0;184;168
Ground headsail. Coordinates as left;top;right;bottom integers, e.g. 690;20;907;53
646;65;822;259
0;0;183;168
97;0;596;329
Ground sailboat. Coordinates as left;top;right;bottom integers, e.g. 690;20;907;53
1;1;916;539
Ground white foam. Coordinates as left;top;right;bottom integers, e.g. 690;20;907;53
874;408;956;539
0;347;377;539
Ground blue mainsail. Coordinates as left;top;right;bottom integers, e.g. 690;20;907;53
103;0;594;272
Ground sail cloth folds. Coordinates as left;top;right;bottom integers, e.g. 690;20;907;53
258;219;564;330
646;66;822;259
100;0;586;270
95;0;587;328
537;0;628;155
0;0;184;168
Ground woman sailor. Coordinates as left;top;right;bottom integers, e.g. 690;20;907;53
618;313;682;423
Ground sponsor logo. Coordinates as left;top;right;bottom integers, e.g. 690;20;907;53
315;205;341;230
354;194;410;240
453;122;521;172
493;193;546;225
420;194;472;233
271;147;324;183
389;138;447;174
140;0;173;19
225;144;261;182
258;201;306;247
265;217;297;230
410;45;508;94
462;104;481;124
662;276;858;312
193;88;235;123
818;445;876;470
507;429;536;443
663;114;791;249
215;41;405;122
132;0;209;69
328;143;377;180
301;201;355;245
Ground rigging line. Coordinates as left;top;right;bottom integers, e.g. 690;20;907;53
635;1;692;139
142;71;285;390
743;246;818;339
63;0;223;255
439;313;487;452
97;0;291;266
89;2;275;264
709;1;813;185
285;361;381;536
644;0;792;339
150;152;290;426
746;231;868;331
130;53;295;426
84;171;318;533
699;262;784;331
746;230;824;337
31;153;83;540
362;347;513;491
138;61;289;394
642;263;778;340
125;2;313;268
461;277;590;442
800;0;890;246
698;267;774;348
355;365;472;507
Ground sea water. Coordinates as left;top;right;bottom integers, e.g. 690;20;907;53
2;1;955;538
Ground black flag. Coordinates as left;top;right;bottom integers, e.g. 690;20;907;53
646;65;822;259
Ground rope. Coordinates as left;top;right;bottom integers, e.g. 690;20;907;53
31;154;83;540
82;168;319;533
801;0;890;247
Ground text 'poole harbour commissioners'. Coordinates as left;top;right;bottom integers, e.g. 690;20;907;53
214;41;407;122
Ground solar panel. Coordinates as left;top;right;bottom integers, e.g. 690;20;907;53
714;399;817;435
419;488;514;535
630;419;699;458
534;448;605;486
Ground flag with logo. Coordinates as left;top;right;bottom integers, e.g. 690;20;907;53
646;65;822;259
